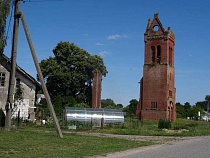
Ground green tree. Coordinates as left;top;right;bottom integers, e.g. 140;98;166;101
189;106;204;120
116;104;123;109
101;99;116;109
196;101;207;111
183;102;191;117
123;99;138;117
39;42;108;110
205;95;210;112
73;103;89;108
0;0;10;54
176;102;185;118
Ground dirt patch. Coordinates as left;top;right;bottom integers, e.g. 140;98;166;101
63;131;193;144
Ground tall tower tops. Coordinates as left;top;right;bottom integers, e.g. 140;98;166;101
144;13;175;44
136;13;176;122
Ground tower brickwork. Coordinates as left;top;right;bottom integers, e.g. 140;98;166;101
136;13;176;122
92;69;102;108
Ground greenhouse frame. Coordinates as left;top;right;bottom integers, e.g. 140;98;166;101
65;107;124;125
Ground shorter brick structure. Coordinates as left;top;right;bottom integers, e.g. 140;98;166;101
92;69;102;108
136;13;176;122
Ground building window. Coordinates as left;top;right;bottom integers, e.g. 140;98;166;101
151;102;157;109
0;73;6;87
151;46;155;62
157;45;161;64
169;90;172;97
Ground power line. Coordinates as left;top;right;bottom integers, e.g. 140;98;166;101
22;0;63;3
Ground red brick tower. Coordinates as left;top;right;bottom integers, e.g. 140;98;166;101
136;13;176;122
92;69;102;108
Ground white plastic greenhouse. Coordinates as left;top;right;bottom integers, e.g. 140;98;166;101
65;107;124;125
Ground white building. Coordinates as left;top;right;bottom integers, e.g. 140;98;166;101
0;54;41;120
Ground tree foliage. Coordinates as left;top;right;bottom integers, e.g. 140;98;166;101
176;100;205;119
188;106;204;120
0;0;10;53
101;99;117;109
39;42;108;108
123;99;138;117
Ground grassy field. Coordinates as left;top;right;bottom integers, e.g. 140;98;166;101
1;118;210;158
0;127;154;158
84;118;210;136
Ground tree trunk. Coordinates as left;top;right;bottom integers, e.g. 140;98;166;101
5;108;11;131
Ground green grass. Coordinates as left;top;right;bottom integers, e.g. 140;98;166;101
80;118;210;137
0;127;154;158
2;118;209;157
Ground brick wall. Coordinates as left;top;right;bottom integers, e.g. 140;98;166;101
92;69;102;108
136;13;176;122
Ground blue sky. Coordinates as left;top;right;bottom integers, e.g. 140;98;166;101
4;0;210;106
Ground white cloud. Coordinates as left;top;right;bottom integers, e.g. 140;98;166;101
99;51;111;56
96;43;104;46
107;34;127;40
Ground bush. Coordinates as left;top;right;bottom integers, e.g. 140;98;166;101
158;119;171;129
0;108;5;127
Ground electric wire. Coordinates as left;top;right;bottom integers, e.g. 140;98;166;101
21;0;63;2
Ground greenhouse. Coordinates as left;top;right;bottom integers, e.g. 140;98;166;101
65;107;124;126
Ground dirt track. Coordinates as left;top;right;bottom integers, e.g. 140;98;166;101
63;131;194;143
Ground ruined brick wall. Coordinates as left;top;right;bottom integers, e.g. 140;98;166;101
136;13;176;122
92;69;102;108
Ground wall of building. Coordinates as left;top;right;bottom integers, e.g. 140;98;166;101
0;58;37;120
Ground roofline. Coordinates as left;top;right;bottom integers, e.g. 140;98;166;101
1;53;41;87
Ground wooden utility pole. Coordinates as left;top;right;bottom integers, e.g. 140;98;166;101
5;0;20;131
20;12;63;138
6;0;63;138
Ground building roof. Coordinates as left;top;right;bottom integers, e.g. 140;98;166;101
0;53;41;88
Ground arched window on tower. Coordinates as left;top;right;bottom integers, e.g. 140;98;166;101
153;25;159;32
157;45;161;64
151;46;155;63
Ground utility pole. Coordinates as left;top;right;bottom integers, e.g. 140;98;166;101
5;0;63;138
20;12;63;138
5;0;21;131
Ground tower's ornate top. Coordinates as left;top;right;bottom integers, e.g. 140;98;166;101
154;13;159;18
144;13;175;43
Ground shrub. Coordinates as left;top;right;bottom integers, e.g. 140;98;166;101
158;119;171;129
0;108;5;127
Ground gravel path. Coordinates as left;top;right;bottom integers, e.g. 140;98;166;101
63;131;193;144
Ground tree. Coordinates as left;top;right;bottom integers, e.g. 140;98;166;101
39;42;108;110
116;104;123;109
101;99;116;109
188;106;204;120
176;102;185;118
123;99;138;117
0;0;10;54
205;95;210;112
196;101;207;111
183;102;191;117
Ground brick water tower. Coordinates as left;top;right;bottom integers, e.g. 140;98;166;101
136;13;176;122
